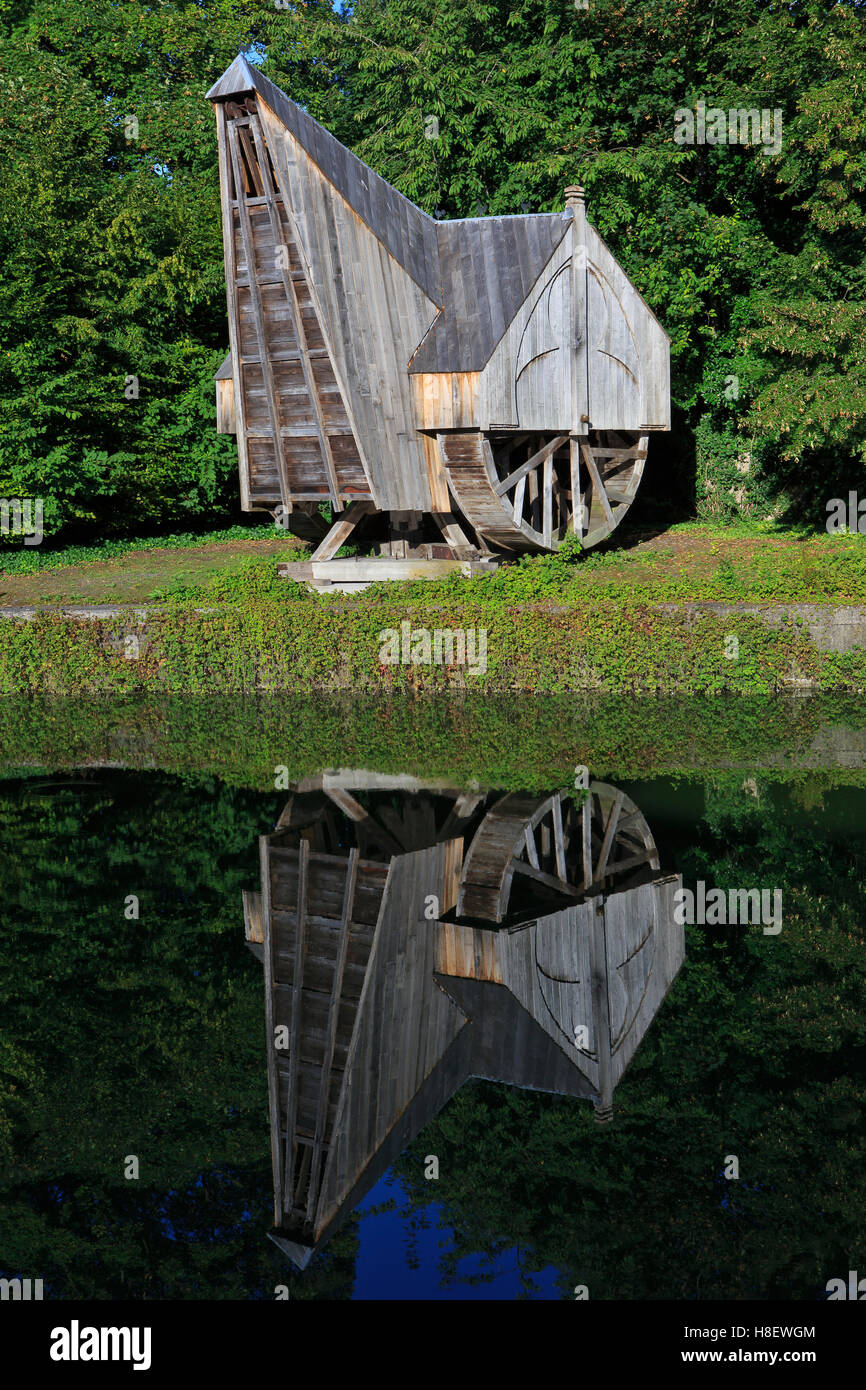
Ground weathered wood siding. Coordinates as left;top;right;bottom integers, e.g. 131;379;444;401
584;224;671;432
317;843;469;1231
479;226;575;431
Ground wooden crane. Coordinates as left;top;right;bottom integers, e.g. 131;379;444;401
208;57;671;585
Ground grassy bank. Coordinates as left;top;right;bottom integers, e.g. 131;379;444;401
3;525;866;694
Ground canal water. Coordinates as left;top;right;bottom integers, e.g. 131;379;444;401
1;704;865;1301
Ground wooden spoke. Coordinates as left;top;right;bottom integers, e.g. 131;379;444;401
493;434;567;497
581;797;593;890
595;790;624;879
459;785;660;923
552;794;567;882
580;440;614;527
542;451;554;548
512;473;526;524
524;823;540;869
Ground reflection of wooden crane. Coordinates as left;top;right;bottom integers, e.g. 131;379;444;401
207;57;670;584
243;774;683;1267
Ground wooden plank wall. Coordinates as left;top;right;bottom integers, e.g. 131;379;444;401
317;843;470;1232
488;236;574;432
584;224;671;432
602;874;683;1081
494;903;597;1086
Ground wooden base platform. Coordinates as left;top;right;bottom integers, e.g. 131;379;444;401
277;556;500;593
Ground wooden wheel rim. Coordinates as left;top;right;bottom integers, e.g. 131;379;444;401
481;429;648;551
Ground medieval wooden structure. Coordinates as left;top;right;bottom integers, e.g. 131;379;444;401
207;57;670;586
242;773;684;1267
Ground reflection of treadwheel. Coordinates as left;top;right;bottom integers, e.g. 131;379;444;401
441;430;647;552
273;785;485;863
457;784;660;924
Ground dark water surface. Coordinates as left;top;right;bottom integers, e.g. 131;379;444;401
1;709;865;1301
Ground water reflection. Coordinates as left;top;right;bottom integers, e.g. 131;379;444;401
246;775;684;1268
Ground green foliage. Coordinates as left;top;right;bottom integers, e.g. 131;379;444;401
0;0;862;538
0;2;287;538
0;770;357;1298
2;532;866;693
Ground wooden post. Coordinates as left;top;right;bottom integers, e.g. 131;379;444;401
569;436;584;537
215;105;252;509
566;185;590;438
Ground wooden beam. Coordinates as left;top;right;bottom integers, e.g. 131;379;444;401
260;838;283;1226
582;796;593;889
523;824;540;870
512;474;526;525
324;787;368;822
284;838;309;1212
585;849;654;892
432;511;477;557
511;858;582;898
215;105;251;510
542;451;553;548
596;791;624;880
307;847;357;1224
552;795;567;883
591;447;647;461
310;501;374;561
579;440;615;527
570;437;584;538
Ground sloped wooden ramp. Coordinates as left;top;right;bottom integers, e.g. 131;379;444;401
261;837;388;1242
214;97;371;513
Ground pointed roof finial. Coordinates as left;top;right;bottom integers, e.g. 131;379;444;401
564;184;585;210
205;54;259;103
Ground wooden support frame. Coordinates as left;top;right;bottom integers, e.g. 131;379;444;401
494;434;568;497
310;501;375;562
248;113;341;510
215;105;252;510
